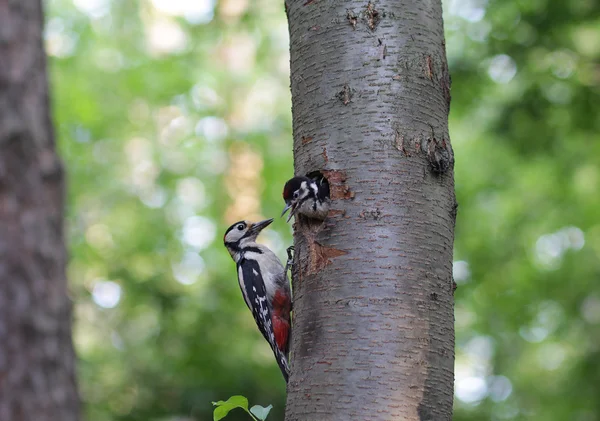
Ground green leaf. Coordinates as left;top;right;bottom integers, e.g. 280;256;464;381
250;404;273;420
223;395;249;410
213;405;232;421
212;396;250;421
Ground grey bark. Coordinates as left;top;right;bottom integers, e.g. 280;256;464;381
284;1;455;420
0;1;80;420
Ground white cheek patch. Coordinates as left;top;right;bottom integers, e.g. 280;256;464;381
299;181;310;199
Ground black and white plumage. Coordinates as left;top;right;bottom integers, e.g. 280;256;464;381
281;175;330;222
223;219;292;382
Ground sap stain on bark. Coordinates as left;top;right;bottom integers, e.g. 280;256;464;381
301;135;314;144
327;209;345;218
308;241;347;275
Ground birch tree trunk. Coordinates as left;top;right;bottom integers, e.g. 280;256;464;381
285;0;455;420
0;1;80;420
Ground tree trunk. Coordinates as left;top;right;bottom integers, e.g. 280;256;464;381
0;1;80;420
284;1;455;420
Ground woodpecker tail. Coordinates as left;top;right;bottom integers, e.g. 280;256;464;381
273;347;290;382
272;290;292;381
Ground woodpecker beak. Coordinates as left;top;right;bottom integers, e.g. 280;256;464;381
281;202;299;222
281;203;292;218
249;218;274;234
286;205;297;223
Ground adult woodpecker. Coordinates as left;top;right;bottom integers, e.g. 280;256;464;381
223;218;292;382
281;175;330;222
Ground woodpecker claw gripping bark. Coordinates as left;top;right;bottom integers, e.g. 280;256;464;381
285;245;295;274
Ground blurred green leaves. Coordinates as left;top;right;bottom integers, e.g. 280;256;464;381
45;0;600;420
47;0;292;420
446;0;600;419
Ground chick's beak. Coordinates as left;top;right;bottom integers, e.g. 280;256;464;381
281;203;292;218
286;206;296;223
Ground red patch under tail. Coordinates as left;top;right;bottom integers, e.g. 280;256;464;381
271;290;291;356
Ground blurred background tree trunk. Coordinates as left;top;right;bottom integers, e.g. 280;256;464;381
0;1;80;420
285;0;455;420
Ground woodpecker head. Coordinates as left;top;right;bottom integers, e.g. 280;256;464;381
223;219;273;258
281;176;315;222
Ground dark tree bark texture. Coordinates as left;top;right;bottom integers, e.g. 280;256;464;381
285;1;455;420
0;1;80;420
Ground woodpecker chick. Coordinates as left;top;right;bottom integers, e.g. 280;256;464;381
223;219;292;382
281;175;330;222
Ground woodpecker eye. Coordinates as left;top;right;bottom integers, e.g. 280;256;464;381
237;224;245;231
293;191;299;199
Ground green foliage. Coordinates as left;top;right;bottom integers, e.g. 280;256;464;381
212;396;272;421
45;0;599;420
250;404;273;420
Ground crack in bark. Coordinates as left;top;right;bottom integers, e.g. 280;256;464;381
425;55;434;80
395;130;410;156
378;39;388;60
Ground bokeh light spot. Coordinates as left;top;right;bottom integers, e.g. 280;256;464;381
488;54;517;84
92;280;122;309
182;216;216;251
